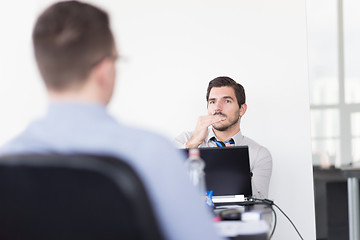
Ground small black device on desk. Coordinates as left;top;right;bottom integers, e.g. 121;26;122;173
219;208;242;220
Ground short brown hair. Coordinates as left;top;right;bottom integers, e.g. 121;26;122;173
206;76;246;107
33;1;115;90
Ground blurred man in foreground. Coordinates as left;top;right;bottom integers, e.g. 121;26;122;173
0;2;223;240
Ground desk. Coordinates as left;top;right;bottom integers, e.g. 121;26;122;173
213;204;273;240
341;167;360;240
313;166;349;239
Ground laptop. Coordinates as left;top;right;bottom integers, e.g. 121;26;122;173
182;146;252;205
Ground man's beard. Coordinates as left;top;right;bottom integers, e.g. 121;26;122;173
212;112;240;132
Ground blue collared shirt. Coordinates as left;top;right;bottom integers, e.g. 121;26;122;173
0;102;224;240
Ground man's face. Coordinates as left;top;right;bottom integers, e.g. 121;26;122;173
207;86;241;132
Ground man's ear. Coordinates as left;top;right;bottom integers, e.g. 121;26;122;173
240;103;247;117
93;58;112;87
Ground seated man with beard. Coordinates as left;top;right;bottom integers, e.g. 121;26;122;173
174;76;272;198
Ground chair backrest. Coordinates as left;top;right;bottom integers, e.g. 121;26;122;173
0;154;164;240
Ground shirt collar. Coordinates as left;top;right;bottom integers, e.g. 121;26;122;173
47;102;108;120
205;127;244;145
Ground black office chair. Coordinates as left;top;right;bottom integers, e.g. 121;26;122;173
0;154;164;240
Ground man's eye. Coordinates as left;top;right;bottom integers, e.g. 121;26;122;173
209;101;215;104
225;100;231;103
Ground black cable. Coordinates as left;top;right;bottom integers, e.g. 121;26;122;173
272;202;304;240
269;205;277;240
243;198;276;239
250;198;303;240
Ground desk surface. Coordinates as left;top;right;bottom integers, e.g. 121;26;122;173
341;166;360;178
313;166;346;181
214;220;269;239
213;204;272;239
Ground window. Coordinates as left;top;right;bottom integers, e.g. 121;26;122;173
307;0;360;167
344;0;360;104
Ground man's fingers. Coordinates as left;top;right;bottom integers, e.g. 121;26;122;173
187;115;226;148
213;114;226;122
202;115;226;125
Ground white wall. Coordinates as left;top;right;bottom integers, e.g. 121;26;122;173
0;1;46;144
0;0;315;239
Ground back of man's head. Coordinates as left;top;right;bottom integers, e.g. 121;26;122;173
33;1;114;90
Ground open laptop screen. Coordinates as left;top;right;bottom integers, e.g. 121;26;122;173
182;146;252;198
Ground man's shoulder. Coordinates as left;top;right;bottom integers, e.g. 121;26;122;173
175;130;195;139
0;116;177;159
173;130;196;148
241;135;262;147
88;120;179;159
117;123;172;145
241;135;271;156
0;120;42;157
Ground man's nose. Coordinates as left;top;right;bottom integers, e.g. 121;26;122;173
214;101;223;111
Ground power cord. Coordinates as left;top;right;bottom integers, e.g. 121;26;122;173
268;203;277;239
249;198;304;240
